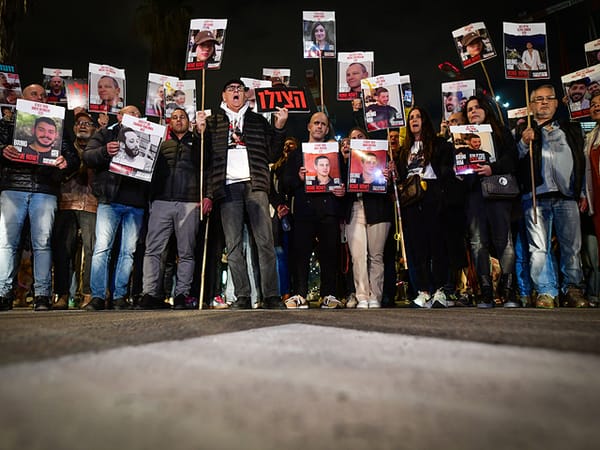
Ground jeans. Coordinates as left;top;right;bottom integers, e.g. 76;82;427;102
523;196;584;297
90;203;144;300
0;191;56;297
220;182;278;298
514;215;533;297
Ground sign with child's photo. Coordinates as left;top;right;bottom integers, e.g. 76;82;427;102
450;124;495;175
12;99;65;166
109;114;166;182
347;139;388;193
361;72;405;132
503;22;549;80
302;142;341;193
452;22;496;69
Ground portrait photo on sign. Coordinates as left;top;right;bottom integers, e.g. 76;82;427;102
145;73;178;119
503;22;549;80
441;80;476;120
585;39;600;67
111;115;164;174
88;63;126;114
185;18;227;71
361;73;405;132
11;99;64;166
302;11;336;59
42;68;72;104
0;71;22;107
164;79;196;123
561;65;600;119
302;142;341;193
262;68;291;87
337;52;374;101
450;124;495;175
452;22;496;69
347;139;388;193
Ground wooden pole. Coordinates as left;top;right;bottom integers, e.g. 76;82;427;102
525;79;537;225
387;130;407;270
198;68;208;309
480;61;505;125
319;52;324;112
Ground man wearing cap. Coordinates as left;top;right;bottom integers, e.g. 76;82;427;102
0;83;79;311
52;111;98;309
197;79;289;309
194;30;218;66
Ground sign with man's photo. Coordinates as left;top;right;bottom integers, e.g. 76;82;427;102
88;63;126;115
361;72;405;132
109;114;166;182
441;79;476;120
337;51;374;101
11;99;65;166
302;142;341;193
503;22;549;80
450;124;495;175
561;64;600;119
347;139;388;193
42;67;72;104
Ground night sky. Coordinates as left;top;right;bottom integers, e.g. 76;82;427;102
10;0;597;139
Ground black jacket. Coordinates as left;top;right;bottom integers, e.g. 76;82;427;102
82;124;149;208
204;109;285;202
151;129;205;202
0;119;79;196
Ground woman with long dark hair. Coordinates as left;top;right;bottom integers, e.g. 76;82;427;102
462;94;520;308
396;106;456;308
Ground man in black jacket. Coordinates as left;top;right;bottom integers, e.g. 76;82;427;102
82;105;149;311
138;108;210;310
197;79;288;309
0;83;79;311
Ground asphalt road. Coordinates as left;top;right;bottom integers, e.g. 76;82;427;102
1;307;599;450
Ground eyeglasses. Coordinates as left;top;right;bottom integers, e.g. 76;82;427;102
76;121;94;127
225;85;246;93
532;95;557;103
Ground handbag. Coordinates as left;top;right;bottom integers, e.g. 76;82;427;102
399;175;426;207
480;174;519;199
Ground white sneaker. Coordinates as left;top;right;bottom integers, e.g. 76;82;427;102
284;294;308;309
431;289;448;308
345;293;358;309
321;295;343;309
412;291;431;308
356;299;369;309
368;299;381;308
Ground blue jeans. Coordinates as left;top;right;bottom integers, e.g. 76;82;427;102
523;196;584;297
0;191;56;297
90;203;144;300
220;182;279;298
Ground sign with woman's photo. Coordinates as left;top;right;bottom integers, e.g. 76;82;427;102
11;99;65;166
109;114;166;182
347;139;388;193
185;19;227;71
561;64;600;119
503;22;549;80
303;11;336;59
452;22;496;69
361;72;405;132
337;51;374;101
88;63;126;115
302;142;341;193
42;68;71;104
441;79;475;120
450;124;495;175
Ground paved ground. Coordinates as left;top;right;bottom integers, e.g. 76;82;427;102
1;307;599;450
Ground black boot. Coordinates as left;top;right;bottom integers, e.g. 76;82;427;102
477;275;494;309
501;273;521;308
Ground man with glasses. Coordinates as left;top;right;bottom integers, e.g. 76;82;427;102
52;111;98;309
197;79;289;310
517;84;589;308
